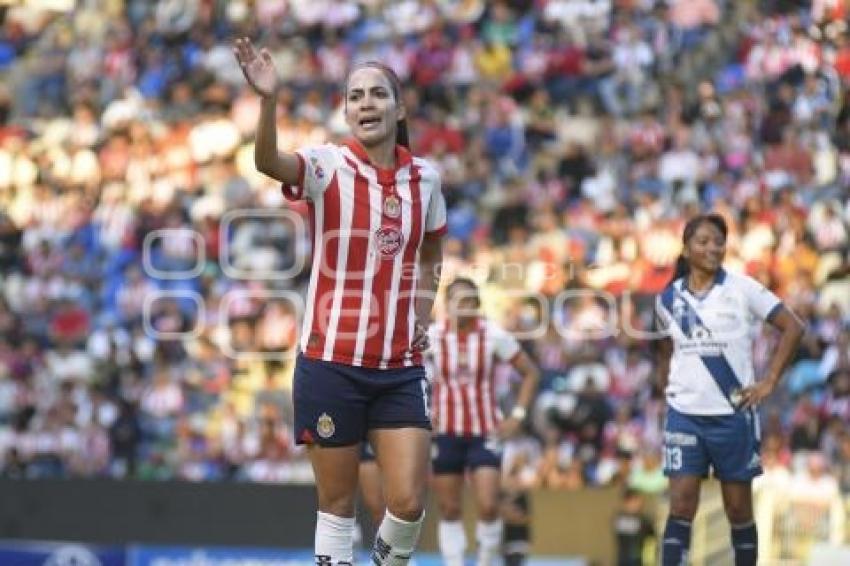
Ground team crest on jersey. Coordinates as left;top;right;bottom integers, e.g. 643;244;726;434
310;156;325;179
383;195;401;219
316;412;335;439
375;226;405;258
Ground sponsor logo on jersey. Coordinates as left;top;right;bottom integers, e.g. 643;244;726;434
375;226;404;258
310;156;325;179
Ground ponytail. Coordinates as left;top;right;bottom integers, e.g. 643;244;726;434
396;117;410;149
669;254;689;285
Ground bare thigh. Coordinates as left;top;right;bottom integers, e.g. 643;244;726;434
308;444;361;517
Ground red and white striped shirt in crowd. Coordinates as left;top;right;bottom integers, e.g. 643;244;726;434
428;318;521;437
283;139;447;369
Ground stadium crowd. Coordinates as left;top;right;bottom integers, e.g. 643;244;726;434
0;0;849;506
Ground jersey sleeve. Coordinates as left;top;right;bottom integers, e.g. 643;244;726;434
740;274;783;322
281;143;339;201
424;175;448;237
490;322;521;362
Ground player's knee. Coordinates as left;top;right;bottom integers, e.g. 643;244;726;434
477;503;499;522
724;500;753;524
386;492;425;522
317;493;357;517
668;491;699;520
438;502;462;521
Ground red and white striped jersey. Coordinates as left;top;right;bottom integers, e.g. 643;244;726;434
283;139;447;369
428;318;522;437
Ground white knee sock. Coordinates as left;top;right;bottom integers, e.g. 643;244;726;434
315;511;355;566
438;519;468;566
371;509;424;565
476;519;503;566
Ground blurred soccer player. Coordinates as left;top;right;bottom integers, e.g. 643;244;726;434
234;38;447;566
428;278;539;566
358;441;385;525
613;488;655;566
655;214;803;565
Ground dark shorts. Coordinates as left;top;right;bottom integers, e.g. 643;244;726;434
431;434;503;474
663;405;762;481
293;353;431;447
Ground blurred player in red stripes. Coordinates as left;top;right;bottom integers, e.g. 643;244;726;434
428;278;539;566
235;37;446;566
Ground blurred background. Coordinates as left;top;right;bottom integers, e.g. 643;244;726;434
0;0;850;564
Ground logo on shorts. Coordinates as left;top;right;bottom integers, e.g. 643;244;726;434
748;453;761;469
375;226;404;258
484;436;504;455
316;412;335;439
664;431;698;446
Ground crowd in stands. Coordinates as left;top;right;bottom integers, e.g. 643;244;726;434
0;0;849;501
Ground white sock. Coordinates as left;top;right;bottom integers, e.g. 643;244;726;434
476;519;503;566
438;519;467;566
315;511;355;566
371;509;424;565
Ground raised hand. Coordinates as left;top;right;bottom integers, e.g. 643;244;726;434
233;37;279;98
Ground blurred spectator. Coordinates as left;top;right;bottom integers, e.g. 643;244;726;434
613;488;655;566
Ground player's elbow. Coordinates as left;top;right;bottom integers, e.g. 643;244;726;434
254;154;275;176
788;317;805;343
420;237;443;265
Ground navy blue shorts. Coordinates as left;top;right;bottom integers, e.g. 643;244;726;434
293;353;431;447
663;405;762;481
432;434;503;474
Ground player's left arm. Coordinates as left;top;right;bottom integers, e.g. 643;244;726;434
412;235;443;351
412;176;447;351
499;350;540;439
740;281;805;408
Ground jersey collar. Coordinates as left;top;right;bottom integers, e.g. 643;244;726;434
680;267;727;297
343;138;412;181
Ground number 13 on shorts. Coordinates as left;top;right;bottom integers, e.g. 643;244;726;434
663;446;683;471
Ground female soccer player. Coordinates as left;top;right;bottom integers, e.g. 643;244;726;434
655;214;803;565
429;277;540;566
234;38;446;566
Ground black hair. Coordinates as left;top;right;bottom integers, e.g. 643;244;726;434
447;277;481;309
345;61;409;149
669;213;728;284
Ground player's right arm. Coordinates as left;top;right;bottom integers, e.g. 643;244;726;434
233;37;300;186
